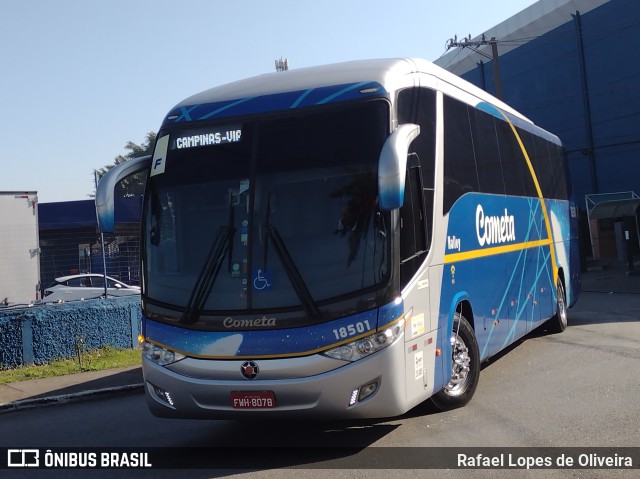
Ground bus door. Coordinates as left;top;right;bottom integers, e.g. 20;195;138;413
400;156;434;400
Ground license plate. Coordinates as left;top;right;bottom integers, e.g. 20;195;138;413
230;391;276;409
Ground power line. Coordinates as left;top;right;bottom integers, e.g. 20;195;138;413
446;34;503;100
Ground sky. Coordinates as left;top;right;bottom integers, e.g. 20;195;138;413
0;0;539;204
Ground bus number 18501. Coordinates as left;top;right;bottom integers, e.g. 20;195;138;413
332;320;372;341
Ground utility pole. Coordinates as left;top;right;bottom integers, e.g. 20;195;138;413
446;34;503;100
572;11;598;194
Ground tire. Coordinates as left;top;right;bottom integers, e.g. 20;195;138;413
547;278;568;334
431;312;480;411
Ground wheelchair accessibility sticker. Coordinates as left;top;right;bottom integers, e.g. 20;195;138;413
253;268;272;291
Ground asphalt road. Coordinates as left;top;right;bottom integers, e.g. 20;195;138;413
1;291;639;479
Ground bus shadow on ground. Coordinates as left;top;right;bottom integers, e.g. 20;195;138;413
153;325;563;476
171;418;400;474
179;416;399;447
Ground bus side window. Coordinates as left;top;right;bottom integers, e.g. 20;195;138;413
443;96;479;213
400;158;428;287
469;108;506;195
396;86;436;256
550;144;568;200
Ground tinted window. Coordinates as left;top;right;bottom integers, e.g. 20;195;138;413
469;108;505;195
444;96;479;213
516;129;538;197
397;88;436;190
495;120;529;197
532;135;552;197
444;95;569;203
399;163;427;286
397;87;436;254
144;100;391;318
550;144;568;200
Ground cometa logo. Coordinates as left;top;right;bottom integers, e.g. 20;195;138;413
223;316;276;328
475;205;516;247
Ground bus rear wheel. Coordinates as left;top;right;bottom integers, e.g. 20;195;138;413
547;278;568;333
431;312;480;411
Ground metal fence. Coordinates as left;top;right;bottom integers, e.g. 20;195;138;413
39;225;141;295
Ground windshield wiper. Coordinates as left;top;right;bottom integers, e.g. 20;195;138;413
181;225;235;324
264;224;320;318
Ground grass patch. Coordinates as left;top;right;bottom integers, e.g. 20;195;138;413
0;346;141;384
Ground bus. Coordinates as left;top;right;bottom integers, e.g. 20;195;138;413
96;58;580;419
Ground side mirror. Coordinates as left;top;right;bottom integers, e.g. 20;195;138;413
377;124;420;210
95;155;152;233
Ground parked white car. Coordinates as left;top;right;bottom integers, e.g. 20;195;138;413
42;274;140;303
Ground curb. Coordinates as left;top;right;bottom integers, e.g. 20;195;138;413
0;383;144;414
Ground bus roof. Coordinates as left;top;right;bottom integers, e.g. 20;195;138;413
166;57;535;129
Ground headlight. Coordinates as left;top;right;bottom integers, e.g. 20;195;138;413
140;339;185;366
322;315;406;362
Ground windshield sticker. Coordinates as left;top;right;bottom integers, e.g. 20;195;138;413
252;268;272;291
240;219;249;246
173;124;242;149
230;261;241;278
150;135;169;177
239;178;250;195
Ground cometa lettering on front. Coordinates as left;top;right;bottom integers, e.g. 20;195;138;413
223;316;276;329
475;205;516;247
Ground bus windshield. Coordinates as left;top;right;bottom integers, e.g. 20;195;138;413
142;99;391;325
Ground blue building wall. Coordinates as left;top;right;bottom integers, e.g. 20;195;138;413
38;196;142;290
459;0;640;207
38;197;142;230
0;296;140;368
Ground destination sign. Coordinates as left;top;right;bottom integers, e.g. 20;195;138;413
172;125;242;149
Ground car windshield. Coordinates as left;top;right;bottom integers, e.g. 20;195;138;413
142;100;391;323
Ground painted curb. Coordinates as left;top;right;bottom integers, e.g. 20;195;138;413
0;383;144;414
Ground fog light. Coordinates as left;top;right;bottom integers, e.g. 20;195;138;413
348;381;379;407
349;389;359;406
358;382;378;402
150;383;174;407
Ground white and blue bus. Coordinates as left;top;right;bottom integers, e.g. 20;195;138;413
96;58;580;419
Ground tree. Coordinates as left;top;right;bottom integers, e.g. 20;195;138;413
91;132;156;198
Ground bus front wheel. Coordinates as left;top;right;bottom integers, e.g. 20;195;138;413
431;312;480;411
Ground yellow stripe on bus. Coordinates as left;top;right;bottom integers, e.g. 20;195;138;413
443;238;552;263
500;114;559;285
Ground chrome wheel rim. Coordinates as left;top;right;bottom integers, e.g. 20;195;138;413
444;331;471;395
558;282;567;329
